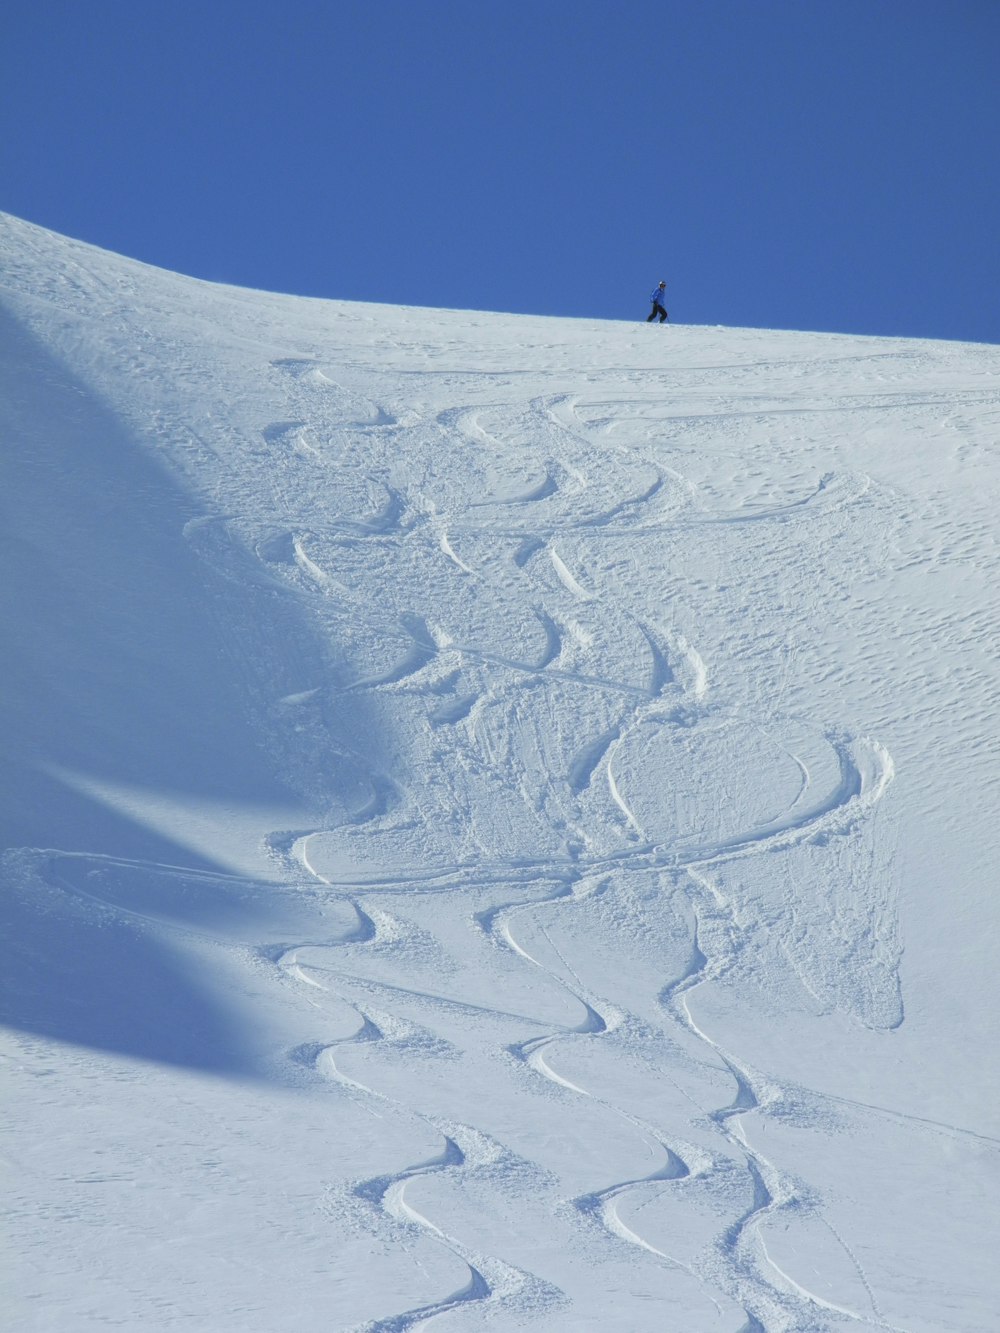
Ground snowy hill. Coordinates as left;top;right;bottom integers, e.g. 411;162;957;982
2;213;999;1332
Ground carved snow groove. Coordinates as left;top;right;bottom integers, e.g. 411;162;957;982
572;1135;690;1263
665;945;817;1330
182;516;303;594
289;486;403;543
674;631;709;700
478;879;713;1275
685;471;872;526
661;800;901;1331
486;877;620;1095
342;1098;565;1329
449;608;563;676
291;534;358;601
567;727;620;795
436;403;562;508
270;357;397;425
604;733;646;836
438;527;474;573
358;1215;562;1332
438;395;683;531
535;390;874;531
549;547;592;600
260;419;319;457
298;1023;563;1329
684;733;894;868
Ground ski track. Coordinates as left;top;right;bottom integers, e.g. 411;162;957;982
174;362;902;1330
273;830;568;1330
481;876;705;1281
665;932;868;1332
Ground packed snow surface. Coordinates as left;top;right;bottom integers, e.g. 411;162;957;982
2;214;999;1332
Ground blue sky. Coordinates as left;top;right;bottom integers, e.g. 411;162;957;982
3;1;998;342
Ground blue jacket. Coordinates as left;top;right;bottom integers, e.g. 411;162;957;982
650;284;667;304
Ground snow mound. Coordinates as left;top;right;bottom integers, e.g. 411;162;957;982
3;213;999;1331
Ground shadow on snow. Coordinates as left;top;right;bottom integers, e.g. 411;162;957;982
0;302;382;1077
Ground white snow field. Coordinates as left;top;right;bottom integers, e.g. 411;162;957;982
2;213;999;1333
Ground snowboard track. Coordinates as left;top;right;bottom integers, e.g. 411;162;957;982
256;374;904;1332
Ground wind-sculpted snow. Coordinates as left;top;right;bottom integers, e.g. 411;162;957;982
3;215;1000;1331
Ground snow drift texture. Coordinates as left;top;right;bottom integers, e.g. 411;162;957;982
2;213;998;1332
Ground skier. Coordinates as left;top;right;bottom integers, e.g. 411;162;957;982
646;281;669;323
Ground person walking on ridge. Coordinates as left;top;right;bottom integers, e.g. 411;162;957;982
647;281;669;323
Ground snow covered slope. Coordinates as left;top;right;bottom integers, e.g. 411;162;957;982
2;213;999;1332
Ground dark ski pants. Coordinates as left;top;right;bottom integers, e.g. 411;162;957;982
647;302;669;323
